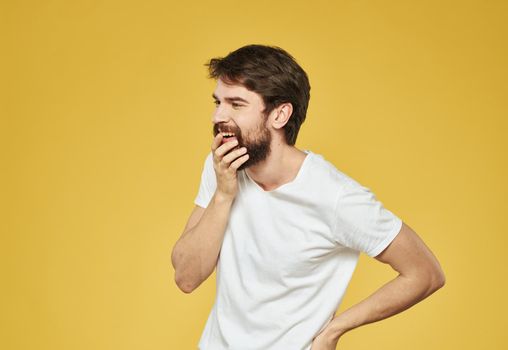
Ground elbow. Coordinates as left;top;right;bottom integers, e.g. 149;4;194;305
171;245;194;293
171;262;193;294
171;243;207;294
434;269;446;289
407;266;446;296
175;272;197;294
178;283;196;294
427;267;446;293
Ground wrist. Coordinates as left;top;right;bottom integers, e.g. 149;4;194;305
324;316;353;342
214;191;235;204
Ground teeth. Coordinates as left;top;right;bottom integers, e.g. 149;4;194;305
221;132;235;137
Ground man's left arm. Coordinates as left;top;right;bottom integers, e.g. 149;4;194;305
313;221;446;347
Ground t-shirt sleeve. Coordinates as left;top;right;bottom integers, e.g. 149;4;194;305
194;151;217;208
332;179;403;257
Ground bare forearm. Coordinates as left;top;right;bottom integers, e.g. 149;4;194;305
172;192;233;292
325;273;444;341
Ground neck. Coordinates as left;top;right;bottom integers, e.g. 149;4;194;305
245;141;307;191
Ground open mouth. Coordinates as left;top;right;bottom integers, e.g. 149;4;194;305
221;132;237;143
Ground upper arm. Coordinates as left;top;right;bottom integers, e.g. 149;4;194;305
374;221;446;287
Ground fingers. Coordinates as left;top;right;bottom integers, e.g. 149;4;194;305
230;153;249;170
211;133;223;152
211;134;248;170
213;138;239;159
222;146;247;164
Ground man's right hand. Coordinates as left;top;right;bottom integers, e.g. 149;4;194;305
211;133;249;201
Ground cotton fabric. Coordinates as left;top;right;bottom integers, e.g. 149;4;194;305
194;150;402;350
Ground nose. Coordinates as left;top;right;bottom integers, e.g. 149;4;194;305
212;103;231;124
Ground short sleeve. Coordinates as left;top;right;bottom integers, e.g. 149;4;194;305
332;179;403;257
194;152;217;208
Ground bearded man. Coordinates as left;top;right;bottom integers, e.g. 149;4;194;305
171;44;445;350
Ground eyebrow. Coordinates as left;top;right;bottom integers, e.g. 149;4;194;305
212;93;249;104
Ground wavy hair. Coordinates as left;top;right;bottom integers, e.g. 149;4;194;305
205;44;311;146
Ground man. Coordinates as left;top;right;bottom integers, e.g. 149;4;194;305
171;44;445;350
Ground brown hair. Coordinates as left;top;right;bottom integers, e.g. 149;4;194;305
205;44;311;146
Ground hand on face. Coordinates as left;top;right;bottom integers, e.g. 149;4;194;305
211;133;249;201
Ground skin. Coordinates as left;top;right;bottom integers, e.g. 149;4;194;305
177;78;446;349
310;221;446;349
211;102;271;173
171;77;309;293
211;77;308;193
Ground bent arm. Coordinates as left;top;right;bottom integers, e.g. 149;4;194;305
321;221;446;342
171;192;234;293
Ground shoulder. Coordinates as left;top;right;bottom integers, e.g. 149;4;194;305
306;151;356;191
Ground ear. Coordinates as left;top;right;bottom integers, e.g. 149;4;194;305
271;102;293;130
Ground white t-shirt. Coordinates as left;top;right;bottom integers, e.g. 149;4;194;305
194;150;402;350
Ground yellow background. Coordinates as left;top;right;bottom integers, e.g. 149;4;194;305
1;0;507;349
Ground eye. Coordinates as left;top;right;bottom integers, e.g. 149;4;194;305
232;103;243;108
213;100;220;106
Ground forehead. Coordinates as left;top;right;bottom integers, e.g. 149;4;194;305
213;78;263;104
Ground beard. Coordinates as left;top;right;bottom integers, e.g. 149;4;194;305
213;119;272;172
